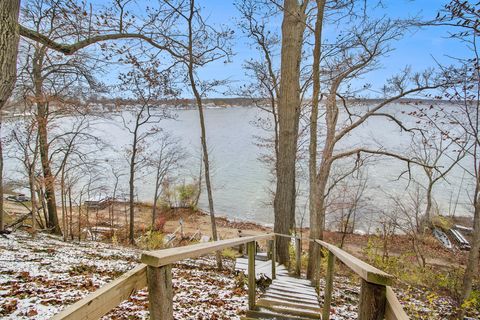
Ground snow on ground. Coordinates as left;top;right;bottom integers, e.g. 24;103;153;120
1;231;475;320
0;231;247;319
317;275;472;320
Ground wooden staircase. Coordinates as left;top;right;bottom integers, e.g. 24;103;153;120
236;257;321;320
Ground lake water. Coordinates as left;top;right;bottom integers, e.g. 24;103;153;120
3;105;474;229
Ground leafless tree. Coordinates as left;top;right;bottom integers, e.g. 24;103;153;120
408;131;466;229
387;184;429;268
143;0;234;269
273;0;308;265
149;133;185;228
7;117;40;232
118;65;174;245
306;16;445;277
0;0;175;233
429;0;480;309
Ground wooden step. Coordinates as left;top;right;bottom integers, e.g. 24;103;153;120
257;304;321;319
263;292;319;305
273;276;313;286
268;286;317;297
246;309;321;320
257;297;322;312
265;290;318;303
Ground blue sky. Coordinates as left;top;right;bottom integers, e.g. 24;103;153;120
197;0;468;97
94;0;469;98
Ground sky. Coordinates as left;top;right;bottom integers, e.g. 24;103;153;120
205;0;468;96
91;0;469;98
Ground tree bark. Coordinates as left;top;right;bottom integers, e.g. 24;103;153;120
0;0;21;232
129;128;138;245
33;49;61;235
307;0;326;280
308;89;338;276
274;0;307;265
461;177;480;306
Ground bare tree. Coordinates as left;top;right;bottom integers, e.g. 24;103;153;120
0;0;175;233
150;133;185;228
273;0;308;265
430;1;480;309
7;117;40;232
307;17;445;275
408;131;466;229
145;0;234;269
387;184;429;268
237;0;281;172
118;65;173;245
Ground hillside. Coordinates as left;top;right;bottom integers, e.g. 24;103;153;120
1;231;477;319
0;232;247;319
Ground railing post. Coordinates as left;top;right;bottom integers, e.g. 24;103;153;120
358;280;386;320
247;241;256;310
295;237;301;276
271;237;276;280
322;250;335;320
147;265;173;320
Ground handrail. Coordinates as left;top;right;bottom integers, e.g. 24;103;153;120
141;234;274;267
315;239;392;286
51;264;147;320
50;233;409;320
386;286;409;320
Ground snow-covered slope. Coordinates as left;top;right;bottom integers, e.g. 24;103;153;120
0;232;247;319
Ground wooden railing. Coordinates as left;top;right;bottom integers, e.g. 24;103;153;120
52;234;274;320
315;239;409;320
51;233;409;320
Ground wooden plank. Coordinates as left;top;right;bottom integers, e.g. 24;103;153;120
263;293;320;305
266;288;319;300
315;240;392;285
248;241;256;310
271;238;276;280
147;265;173;320
257;297;321;312
358;279;386;320
267;287;319;299
295;237;301;276
256;304;321;319
51;264;147;320
386;286;409;320
246;309;316;320
142;234;274;267
322;250;335;320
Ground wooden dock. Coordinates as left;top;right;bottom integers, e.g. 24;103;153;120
236;256;321;319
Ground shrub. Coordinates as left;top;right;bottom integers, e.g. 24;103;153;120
138;231;165;250
177;183;199;208
221;247;239;259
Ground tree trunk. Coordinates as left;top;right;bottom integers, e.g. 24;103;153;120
461;179;480;307
307;0;326;280
152;171;161;228
28;162;38;233
33;49;61;235
186;0;222;269
60;169;67;241
0;0;21;232
68;186;73;240
308;91;337;277
274;0;306;265
129;133;138;245
422;174;434;231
